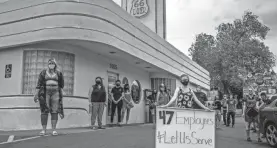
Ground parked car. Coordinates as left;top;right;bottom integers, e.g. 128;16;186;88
269;94;277;102
259;96;277;147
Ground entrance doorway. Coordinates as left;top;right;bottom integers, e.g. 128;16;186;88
106;71;119;124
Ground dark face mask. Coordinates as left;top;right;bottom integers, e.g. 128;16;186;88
96;80;101;84
181;80;189;86
116;83;120;86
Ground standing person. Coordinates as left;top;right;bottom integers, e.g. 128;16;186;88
213;96;222;128
194;85;208;109
88;77;107;129
162;74;210;110
257;92;269;140
147;90;157;124
156;83;170;106
121;84;134;124
221;94;228;125
251;95;260;133
34;58;65;136
226;94;237;128
110;80;124;126
242;92;259;142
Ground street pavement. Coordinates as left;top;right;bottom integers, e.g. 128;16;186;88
0;117;271;148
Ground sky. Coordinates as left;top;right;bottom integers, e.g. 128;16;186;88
113;0;277;71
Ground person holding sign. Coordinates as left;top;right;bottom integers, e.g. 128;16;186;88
161;74;210;110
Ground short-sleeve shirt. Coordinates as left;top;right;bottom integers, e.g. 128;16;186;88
111;86;123;101
227;99;237;112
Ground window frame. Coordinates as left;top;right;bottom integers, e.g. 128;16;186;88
21;50;75;95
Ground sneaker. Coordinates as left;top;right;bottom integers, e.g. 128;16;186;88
247;138;252;142
52;131;58;136
232;125;234;128
258;138;262;142
39;130;46;136
91;126;97;130
226;125;230;127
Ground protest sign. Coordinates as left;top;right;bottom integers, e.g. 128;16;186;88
155;107;215;148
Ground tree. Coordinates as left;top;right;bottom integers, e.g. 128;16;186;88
189;11;276;95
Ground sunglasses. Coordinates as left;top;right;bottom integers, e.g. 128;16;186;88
49;62;55;65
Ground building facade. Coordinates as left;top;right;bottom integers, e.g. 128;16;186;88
0;0;210;130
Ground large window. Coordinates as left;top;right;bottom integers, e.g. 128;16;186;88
151;78;176;96
22;50;75;95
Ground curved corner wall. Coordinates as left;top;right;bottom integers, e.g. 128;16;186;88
0;0;210;89
0;95;90;131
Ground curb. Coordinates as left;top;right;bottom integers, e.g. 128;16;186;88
0;123;148;145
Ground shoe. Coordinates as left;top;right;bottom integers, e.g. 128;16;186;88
117;123;122;127
52;131;58;136
232;125;234;128
226;125;230;127
258;138;262;142
98;126;105;129
247;138;252;142
39;130;46;136
91;126;97;130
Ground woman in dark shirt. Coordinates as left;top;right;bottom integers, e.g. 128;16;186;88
110;80;124;126
88;77;107;129
34;58;65;136
213;96;222;129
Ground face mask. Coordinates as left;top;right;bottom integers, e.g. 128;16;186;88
116;83;120;86
181;80;189;86
96;81;101;84
49;65;55;69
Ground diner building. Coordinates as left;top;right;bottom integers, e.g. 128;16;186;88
0;0;210;130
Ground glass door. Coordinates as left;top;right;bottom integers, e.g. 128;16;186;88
106;71;119;124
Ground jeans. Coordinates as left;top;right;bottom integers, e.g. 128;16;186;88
222;110;227;125
111;100;123;123
227;111;235;126
45;85;59;113
41;85;59;126
91;102;105;127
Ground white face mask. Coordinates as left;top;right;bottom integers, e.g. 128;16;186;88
49;65;55;69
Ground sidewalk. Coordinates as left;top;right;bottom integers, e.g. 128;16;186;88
0;123;147;144
236;109;243;117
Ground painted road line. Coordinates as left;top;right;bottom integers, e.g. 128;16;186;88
7;135;14;142
0;126;122;145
